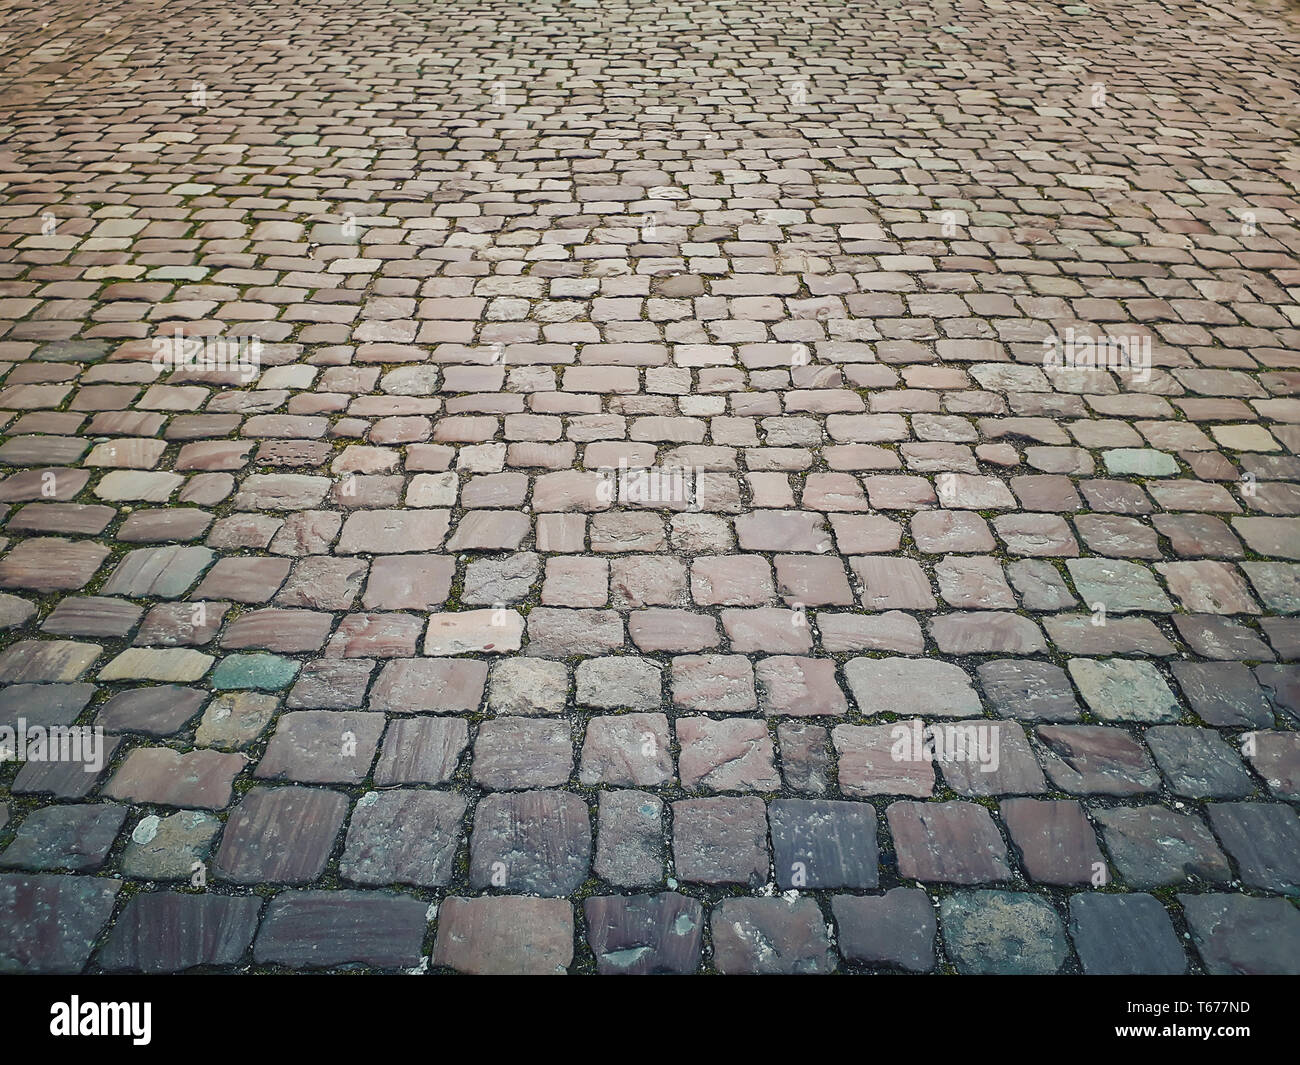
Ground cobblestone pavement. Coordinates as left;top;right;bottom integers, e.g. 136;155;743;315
0;0;1298;975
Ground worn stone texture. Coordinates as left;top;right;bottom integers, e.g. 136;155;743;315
0;0;1298;974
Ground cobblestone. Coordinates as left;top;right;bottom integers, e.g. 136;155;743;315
0;0;1296;976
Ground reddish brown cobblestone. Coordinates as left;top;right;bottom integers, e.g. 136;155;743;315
0;0;1297;976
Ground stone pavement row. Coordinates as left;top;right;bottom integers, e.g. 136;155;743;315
0;0;1298;973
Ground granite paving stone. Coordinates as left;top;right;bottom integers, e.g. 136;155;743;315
832;889;936;973
1244;731;1300;800
677;717;780;792
213;786;348;885
2;0;1299;974
120;811;222;881
340;790;467;888
254;712;384;785
1205;803;1300;894
887;801;1011;884
0;874;122;973
472;718;574;790
709;898;835;975
769;799;878;890
433;896;574;975
469;790;591;896
0;804;127;872
595;790;665;888
1003;798;1107;887
98;892;263;973
584;893;703;975
372;717;469;786
672;797;769;887
104;749;245;810
940;891;1070;975
253;890;427;970
1036;726;1161;796
1178;894;1300;975
1092;805;1232;889
1068;894;1187;975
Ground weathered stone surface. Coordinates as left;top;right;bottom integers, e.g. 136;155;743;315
677;717;779;792
192;556;291;602
1001;798;1105;886
337;509;450;553
433;896;574;975
2;0;1300;977
211;652;301;690
1091;806;1231;889
833;722;935;797
778;721;831;795
1256;664;1300;723
594;790;664;887
99;892;263;972
0;593;36;630
0;683;94;728
1066;558;1172;614
832;888;936;972
373;717;468;785
940;891;1068;974
755;655;847;716
121;810;221;880
580;713;672;786
672;797;769;886
844;657;982;717
937;721;1046;797
363;554;455;610
0;874;122;972
816;610;925;653
1174;614;1273;661
42;596;142;638
98;647;213;683
769;799;877;889
575;656;662;710
254;711;384;784
1068;894;1187;975
1037;726;1160;795
341;790;467;887
931;611;1046;655
1171;662;1272;728
1245;731;1300;800
1205;803;1300;894
670;654;757;713
469;790;590;895
98;685;208;735
101;546;213;598
253;890;427;969
0;804;127;872
978;660;1080;721
472;717;573;789
214;786;348;884
105;748;245;809
424;609;523;655
1179;894;1300;975
1145;726;1254;798
488;656;568;715
195;692;278;748
276;557;365;610
887;801;1010;884
1067;659;1180;723
709;898;835;974
369;658;487;714
584;893;703;975
0;539;108;593
0;640;101;682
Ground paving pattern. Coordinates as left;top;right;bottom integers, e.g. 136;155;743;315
0;0;1299;974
